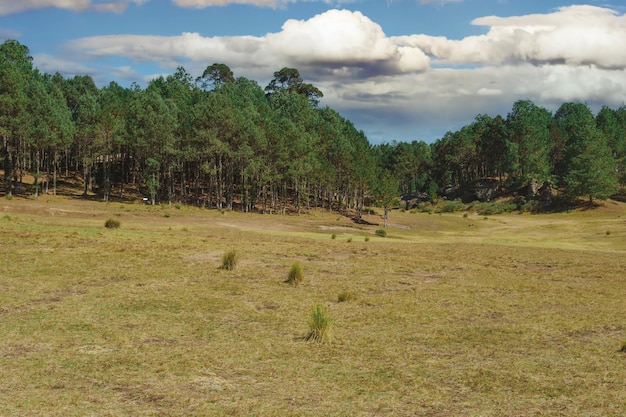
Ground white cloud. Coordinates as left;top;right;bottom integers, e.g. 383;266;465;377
67;9;430;79
57;5;626;142
394;5;626;69
0;0;148;16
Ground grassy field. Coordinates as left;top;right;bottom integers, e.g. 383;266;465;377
1;195;625;416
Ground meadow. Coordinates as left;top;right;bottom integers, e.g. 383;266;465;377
1;195;625;416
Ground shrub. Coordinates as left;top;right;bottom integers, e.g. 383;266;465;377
4;194;12;200
337;291;355;303
347;237;352;243
520;199;543;214
104;218;121;229
305;304;332;343
463;212;469;218
285;262;304;286
439;200;465;213
375;229;387;238
364;236;370;242
331;233;337;240
220;250;239;271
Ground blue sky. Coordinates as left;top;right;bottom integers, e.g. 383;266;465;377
1;1;625;144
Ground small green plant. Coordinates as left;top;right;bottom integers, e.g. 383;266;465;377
305;304;332;343
4;194;13;200
285;262;304;286
337;291;355;303
104;218;121;229
463;212;468;218
364;236;370;242
220;250;239;270
175;203;182;210
347;237;353;243
331;233;337;240
375;229;387;238
2;214;11;221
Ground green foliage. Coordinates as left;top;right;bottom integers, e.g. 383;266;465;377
438;200;465;213
375;229;387;237
2;38;624;211
220;250;239;271
285;262;304;286
519;200;544;214
364;236;370;242
104;218;121;229
305;305;332;343
471;201;518;215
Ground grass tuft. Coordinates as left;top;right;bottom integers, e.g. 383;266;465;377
104;218;121;229
331;233;337;240
337;291;355;303
285;262;304;286
305;304;332;343
375;229;387;238
220;250;239;270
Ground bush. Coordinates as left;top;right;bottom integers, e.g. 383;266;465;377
331;233;337;240
364;236;370;242
439;200;465;213
337;291;355;303
305;305;332;343
220;250;239;270
347;237;352;243
375;229;387;238
104;218;121;229
520;199;543;214
285;262;304;286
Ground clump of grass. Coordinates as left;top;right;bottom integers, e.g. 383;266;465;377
331;233;337;240
104;218;121;229
364;236;370;242
305;304;332;343
4;194;13;200
285;262;304;286
463;212;469;218
347;237;352;243
337;291;355;303
175;203;182;210
2;214;11;221
220;250;239;270
375;229;387;238
620;341;626;353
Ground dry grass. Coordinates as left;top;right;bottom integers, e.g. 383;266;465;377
1;196;625;416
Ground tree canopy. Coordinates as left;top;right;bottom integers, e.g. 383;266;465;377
1;40;624;213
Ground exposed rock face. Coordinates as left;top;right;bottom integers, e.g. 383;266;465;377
539;181;555;209
475;179;500;202
527;178;539;199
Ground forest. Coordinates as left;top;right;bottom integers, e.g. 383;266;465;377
1;39;625;215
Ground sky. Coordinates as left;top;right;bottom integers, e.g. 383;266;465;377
1;1;625;144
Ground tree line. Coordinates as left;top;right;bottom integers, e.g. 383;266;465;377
1;40;625;217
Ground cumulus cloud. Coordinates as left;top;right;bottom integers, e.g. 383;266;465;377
394;5;626;69
0;0;148;16
58;5;626;142
67;9;430;79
